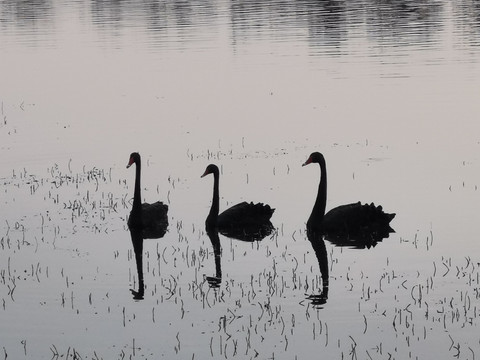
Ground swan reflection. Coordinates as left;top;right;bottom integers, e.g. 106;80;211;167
218;222;274;242
323;224;393;249
129;227;145;300
305;227;329;308
204;222;274;289
128;221;168;300
205;228;222;288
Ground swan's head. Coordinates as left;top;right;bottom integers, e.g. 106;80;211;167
302;152;325;166
201;164;219;178
127;152;140;169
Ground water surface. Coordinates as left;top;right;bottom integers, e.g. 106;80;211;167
1;0;480;358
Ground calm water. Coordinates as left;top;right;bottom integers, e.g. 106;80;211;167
1;0;480;359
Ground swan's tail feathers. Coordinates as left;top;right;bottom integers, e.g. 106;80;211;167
250;202;275;219
221;202;274;223
366;202;395;224
386;212;396;222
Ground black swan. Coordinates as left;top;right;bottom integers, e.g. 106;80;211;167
201;164;274;241
127;152;168;239
303;152;395;244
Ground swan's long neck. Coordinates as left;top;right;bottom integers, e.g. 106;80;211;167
207;170;220;226
307;158;327;229
133;158;142;212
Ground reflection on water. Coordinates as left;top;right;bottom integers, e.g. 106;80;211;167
90;0;221;48
365;0;443;47
218;221;275;242
0;0;55;47
1;0;479;55
129;227;145;300
324;222;393;249
305;227;329;308
129;221;167;300
205;218;274;289
1;0;53;25
205;228;222;288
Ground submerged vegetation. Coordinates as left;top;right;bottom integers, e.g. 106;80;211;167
0;153;479;359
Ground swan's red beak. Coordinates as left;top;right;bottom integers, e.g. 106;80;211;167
126;157;134;169
201;169;210;178
302;156;313;166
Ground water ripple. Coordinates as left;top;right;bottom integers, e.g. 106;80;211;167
0;0;479;57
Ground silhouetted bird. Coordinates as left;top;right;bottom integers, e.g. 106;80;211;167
127;152;168;239
303;152;395;245
201;164;274;241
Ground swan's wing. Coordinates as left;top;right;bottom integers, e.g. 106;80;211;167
218;202;274;225
324;202;395;227
322;202;395;247
217;202;275;241
324;202;362;220
141;201;169;239
142;201;168;214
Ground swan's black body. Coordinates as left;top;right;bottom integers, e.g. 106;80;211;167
303;152;395;245
127;152;168;239
202;164;274;241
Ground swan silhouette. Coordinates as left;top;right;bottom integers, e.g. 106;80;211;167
127;152;168;238
303;152;395;244
201;164;274;241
